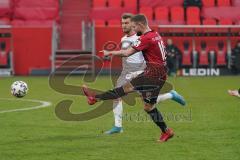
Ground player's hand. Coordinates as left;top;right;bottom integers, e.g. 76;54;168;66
100;50;112;56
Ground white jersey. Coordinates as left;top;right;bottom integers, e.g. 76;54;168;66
121;34;145;64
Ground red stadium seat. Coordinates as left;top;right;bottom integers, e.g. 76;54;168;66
94;19;106;26
93;0;106;8
162;36;195;66
123;0;137;8
14;0;59;8
202;18;217;25
181;40;193;66
139;7;153;21
14;7;59;20
108;19;120;26
140;0;158;8
91;7;137;21
168;37;193;66
187;7;200;25
235;20;240;25
155;7;169;24
196;37;227;66
1;38;11;52
195;40;210;66
162;37;193;67
232;0;240;6
170;6;185;25
219;18;233;25
108;0;122;7
0;18;10;25
0;39;9;66
159;0;183;7
217;0;231;6
0;52;8;66
202;7;240;22
202;0;215;7
0;0;11;17
216;40;227;66
140;0;183;8
199;52;209;66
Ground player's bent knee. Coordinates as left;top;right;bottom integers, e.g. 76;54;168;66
143;103;154;112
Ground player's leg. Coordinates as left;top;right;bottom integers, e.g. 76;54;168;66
105;74;126;134
82;82;131;132
144;103;168;132
126;68;185;106
130;73;174;142
105;99;123;134
142;90;174;142
96;82;133;99
113;99;123;128
82;81;134;105
156;90;186;106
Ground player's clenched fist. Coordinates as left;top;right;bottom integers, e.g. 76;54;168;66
100;50;112;56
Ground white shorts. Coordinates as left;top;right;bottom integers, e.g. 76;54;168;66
116;62;145;87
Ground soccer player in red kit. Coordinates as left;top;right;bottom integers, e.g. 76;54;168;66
82;14;174;142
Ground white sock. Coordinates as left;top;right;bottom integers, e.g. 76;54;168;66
156;93;173;104
113;100;123;128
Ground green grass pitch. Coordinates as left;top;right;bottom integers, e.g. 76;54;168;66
0;76;239;160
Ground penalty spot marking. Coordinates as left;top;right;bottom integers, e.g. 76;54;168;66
0;98;52;114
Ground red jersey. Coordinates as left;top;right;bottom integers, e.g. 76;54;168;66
132;30;167;79
132;30;167;66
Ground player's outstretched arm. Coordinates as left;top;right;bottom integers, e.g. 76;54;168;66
101;47;137;57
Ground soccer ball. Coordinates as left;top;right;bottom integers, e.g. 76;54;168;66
11;81;28;98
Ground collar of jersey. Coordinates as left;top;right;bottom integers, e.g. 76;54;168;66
126;33;136;37
143;30;153;35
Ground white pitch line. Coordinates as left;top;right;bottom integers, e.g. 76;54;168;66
0;98;52;114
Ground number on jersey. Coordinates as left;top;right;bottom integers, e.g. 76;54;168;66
158;41;167;61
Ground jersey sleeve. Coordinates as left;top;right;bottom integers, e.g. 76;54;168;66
132;37;149;52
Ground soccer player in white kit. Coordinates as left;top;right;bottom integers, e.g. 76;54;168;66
105;13;186;134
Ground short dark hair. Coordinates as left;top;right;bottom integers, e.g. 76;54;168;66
121;13;134;19
131;14;148;25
